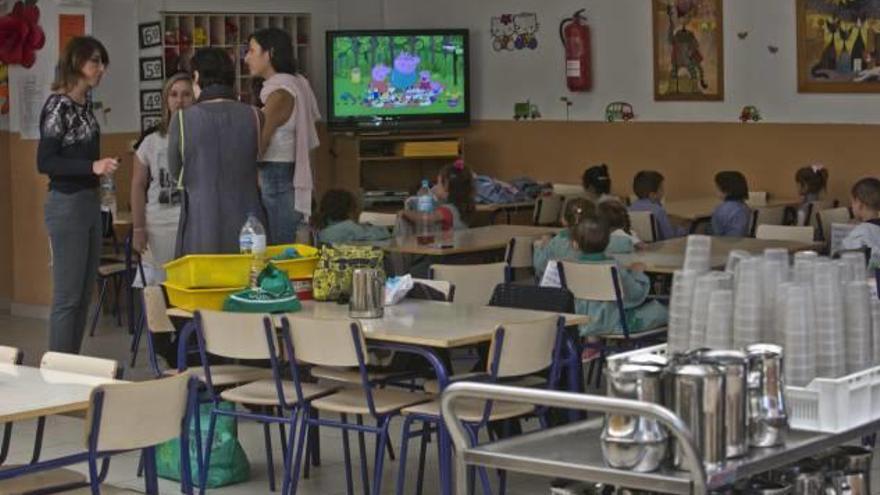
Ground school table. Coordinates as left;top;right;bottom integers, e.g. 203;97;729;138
664;197;801;223
613;236;821;275
380;224;559;256
474;201;535;224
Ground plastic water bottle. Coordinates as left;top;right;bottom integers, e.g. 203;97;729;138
239;213;267;289
415;179;435;245
100;175;117;218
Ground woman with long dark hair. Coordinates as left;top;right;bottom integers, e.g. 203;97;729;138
38;36;118;353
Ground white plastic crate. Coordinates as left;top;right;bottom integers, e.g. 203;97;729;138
606;344;880;434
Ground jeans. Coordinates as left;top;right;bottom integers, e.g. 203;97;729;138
44;188;102;353
258;162;302;245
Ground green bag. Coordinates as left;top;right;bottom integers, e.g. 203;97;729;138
223;262;302;313
156;401;250;488
312;245;384;301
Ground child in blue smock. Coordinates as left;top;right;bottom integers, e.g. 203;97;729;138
629;170;687;240
710;171;752;237
794;164;829;227
316;189;392;245
598;200;641;254
533;197;595;280
569;215;668;338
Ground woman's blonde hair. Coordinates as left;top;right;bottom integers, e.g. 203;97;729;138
159;73;193;136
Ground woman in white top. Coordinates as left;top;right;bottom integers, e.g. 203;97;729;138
245;28;302;244
131;73;194;284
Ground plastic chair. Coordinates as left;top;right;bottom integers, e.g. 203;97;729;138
194;310;337;494
749;206;787;237
395;316;564;495
532;194;564;226
358;211;398;228
629;211;657;243
747;191;768;206
755;225;815;244
817;207;853;244
0;346;22;466
282;315;431;495
551;183;584;197
801;199;838;227
0;373;199;495
430;262;512;306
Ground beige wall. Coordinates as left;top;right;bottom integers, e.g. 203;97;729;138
0;130;12;303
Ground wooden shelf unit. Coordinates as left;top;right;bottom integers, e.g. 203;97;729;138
161;12;311;102
330;133;465;208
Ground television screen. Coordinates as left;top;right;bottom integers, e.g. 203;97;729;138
326;29;469;130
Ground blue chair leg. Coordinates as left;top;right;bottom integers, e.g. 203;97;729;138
143;447;159;495
199;410;219;495
280;409;298;495
88;454;101;495
30;417;45;464
89;278;109;337
263;421;277;492
371;417;390;495
0;423;12;465
289;409;309;495
340;413;354;495
415;422;431;495
466;425;493;495
356;415;369;495
309;408;321;467
394;415;415;495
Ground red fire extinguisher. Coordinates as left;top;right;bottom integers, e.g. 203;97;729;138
559;9;592;92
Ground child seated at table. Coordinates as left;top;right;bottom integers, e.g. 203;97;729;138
598;200;642;253
315;189;392;245
794;164;829;227
533;197;595;280
711;171;752;237
569;215;668;338
400;159;474;233
629;170;686;240
841;177;880;269
582;163;619;204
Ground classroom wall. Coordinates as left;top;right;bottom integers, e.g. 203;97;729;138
0;130;12;308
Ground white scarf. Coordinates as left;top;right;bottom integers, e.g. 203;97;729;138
260;73;321;220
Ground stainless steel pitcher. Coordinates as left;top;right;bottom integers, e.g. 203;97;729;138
349;268;385;319
601;362;668;472
696;349;749;459
670;363;726;470
746;344;788;448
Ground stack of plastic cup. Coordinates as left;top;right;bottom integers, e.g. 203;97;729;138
872;298;880;365
773;282;795;347
669;270;697;353
683;235;712;273
841;251;868;281
844;281;873;374
733;257;764;349
793;251;819;285
837;260;856;285
725;249;751;274
764;248;791;277
813;259;846;378
689;272;733;348
762;256;789;342
705;289;734;349
784;284;816;387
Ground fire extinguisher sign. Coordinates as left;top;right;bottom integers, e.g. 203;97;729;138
566;60;581;78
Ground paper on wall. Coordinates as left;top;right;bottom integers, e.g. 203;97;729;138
17;74;43;140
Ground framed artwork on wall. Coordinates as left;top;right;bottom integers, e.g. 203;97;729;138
140;114;162;134
139;56;164;82
140;89;162;113
139;22;162;49
652;0;724;101
797;0;880;93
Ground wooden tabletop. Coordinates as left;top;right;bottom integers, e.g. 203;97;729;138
168;299;588;349
613;236;820;275
664;197;800;222
0;365;120;423
382;224;559;256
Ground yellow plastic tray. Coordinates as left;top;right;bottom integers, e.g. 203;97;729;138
164;244;318;289
163;282;243;312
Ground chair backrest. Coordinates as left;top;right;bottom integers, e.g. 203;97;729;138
629;210;656;243
755;225;815;244
409;278;455;302
505;236;538;269
489;284;575;313
196;310;273;360
750;205;787;236
552;183;584;197
817;207;853;244
358;211;397;228
86;372;194;452
285;315;363;368
142;286;175;334
41;352;119;379
748;191;768;206
558;261;620;302
430;262;511;306
0;345;22;365
804;199;837;227
533;194;564;226
487;316;562;379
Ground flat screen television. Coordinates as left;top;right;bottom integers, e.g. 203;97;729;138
325;29;470;131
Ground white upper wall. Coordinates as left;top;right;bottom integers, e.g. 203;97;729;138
337;0;880;124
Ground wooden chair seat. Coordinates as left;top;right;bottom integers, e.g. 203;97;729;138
402;398;535;423
163;364;273;386
422;373;545;395
310;388;430;416
220;379;336;406
310;365;402;385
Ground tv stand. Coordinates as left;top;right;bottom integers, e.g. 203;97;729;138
329;132;464;210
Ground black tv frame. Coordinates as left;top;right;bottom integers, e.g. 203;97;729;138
325;28;471;132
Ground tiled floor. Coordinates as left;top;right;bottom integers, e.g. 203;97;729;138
0;312;554;494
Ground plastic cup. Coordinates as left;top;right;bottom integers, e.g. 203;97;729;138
705;289;734;350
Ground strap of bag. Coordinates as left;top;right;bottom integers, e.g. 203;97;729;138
176;110;185;190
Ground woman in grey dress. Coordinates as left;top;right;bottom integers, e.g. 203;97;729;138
168;48;264;256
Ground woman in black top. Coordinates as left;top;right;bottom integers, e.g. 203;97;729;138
38;36;118;353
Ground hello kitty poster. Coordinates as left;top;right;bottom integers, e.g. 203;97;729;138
491;13;539;52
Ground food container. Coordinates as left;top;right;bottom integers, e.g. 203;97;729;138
164;244;318;289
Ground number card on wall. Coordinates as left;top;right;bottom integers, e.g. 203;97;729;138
140;89;162;113
139;57;164;82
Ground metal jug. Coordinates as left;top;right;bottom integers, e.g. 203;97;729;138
601;362;668;472
781;461;825;495
746;344;788;448
696;350;749;459
831;446;872;494
349;268;385;319
670;363;726;470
